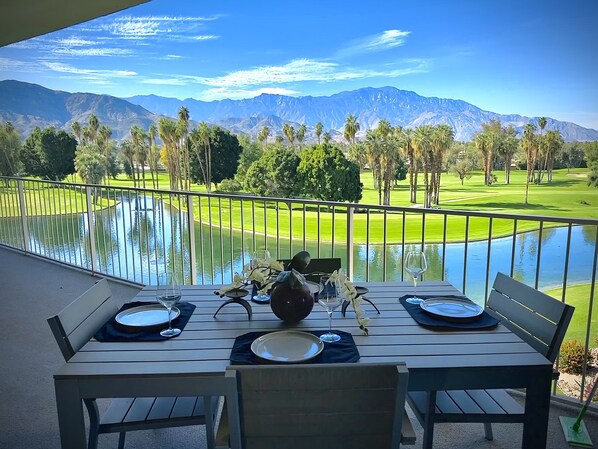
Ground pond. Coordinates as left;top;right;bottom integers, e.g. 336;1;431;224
2;195;596;304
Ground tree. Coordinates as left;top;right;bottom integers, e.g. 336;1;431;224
119;140;135;181
129;125;146;188
322;132;332;145
97;125;113;185
296;124;307;149
21;126;77;180
244;147;301;198
399;128;418;204
430;124;454;204
74;145;104;203
147;124;159;189
496;125;518;184
542;130;563;182
236;139;264;181
177;106;191;191
158;118;180;190
536;117;547;183
315;122;323;144
347;142;368;171
297;144;362;203
0;122;22;176
282;123;295;147
412;125;434;208
189;122;213;192
585;141;598;187
521;123;537;204
257;126;270;145
451;158;474;185
344;114;360;144
189;126;242;188
559;142;585;173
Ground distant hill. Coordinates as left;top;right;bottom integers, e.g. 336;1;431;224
125;86;598;142
0;80;159;140
1;80;596;142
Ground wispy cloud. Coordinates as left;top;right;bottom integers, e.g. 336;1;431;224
52;47;133;57
336;30;411;58
100;15;221;41
42;62;136;77
200;87;300;101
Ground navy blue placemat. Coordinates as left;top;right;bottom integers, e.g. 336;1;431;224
230;330;360;365
94;301;196;342
399;295;499;330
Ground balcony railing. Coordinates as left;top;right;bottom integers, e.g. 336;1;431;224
0;176;596;404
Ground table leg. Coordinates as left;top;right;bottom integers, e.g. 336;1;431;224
54;378;86;449
522;370;551;449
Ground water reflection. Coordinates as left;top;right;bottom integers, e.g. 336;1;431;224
1;196;596;304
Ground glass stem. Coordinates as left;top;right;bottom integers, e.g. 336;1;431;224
413;277;418;299
328;311;333;334
167;307;172;330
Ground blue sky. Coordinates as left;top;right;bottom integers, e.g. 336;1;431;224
1;0;597;129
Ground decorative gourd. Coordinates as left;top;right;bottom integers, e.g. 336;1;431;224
269;269;313;323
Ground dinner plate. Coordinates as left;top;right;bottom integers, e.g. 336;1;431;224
116;304;180;328
420;297;483;322
251;331;324;363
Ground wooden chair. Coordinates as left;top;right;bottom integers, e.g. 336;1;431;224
226;363;415;449
47;279;221;449
407;272;575;449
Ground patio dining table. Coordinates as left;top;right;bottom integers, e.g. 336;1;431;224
53;280;553;449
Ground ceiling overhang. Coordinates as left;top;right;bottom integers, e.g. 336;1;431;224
0;0;150;47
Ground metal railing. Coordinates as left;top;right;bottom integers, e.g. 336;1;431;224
0;176;596;403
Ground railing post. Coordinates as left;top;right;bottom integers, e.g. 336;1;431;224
187;193;197;285
85;186;98;274
16;179;30;253
346;205;354;281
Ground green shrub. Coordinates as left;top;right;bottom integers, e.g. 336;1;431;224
216;178;243;193
560;340;591;375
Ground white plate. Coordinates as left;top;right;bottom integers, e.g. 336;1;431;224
420;297;483;322
116;304;180;328
251;331;324;363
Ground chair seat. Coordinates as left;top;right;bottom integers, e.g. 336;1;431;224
408;389;524;423
100;396;220;434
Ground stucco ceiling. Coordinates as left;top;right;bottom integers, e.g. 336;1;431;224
0;0;149;47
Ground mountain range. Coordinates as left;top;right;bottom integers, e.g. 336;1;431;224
1;79;597;142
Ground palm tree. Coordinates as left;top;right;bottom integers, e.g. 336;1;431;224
544;130;564;182
158;118;180;190
430;124;454;204
412;125;434;208
257;126;270;145
344;114;360;145
296;124;307;149
88;114;99;145
282;123;295;147
148;124;159;189
536;117;547;183
131;125;148;189
315;122;323;144
190;122;213;193
97;125;112;185
400;128;418;203
322;132;332;145
521;123;537;204
365;129;383;204
497;125;518;184
72;121;81;143
177;106;190;191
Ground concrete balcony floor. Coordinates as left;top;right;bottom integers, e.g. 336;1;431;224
1;246;596;449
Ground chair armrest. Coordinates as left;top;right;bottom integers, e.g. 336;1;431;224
215;400;230;449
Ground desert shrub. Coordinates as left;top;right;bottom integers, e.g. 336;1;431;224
560;340;591;375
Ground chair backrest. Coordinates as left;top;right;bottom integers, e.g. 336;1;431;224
47;279;117;361
282;257;342;283
487;272;574;362
228;362;409;449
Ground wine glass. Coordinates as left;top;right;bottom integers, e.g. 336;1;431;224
251;249;271;302
404;250;428;305
156;273;182;337
318;276;343;343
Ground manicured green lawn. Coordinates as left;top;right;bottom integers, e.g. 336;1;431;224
4;168;597;243
544;283;597;345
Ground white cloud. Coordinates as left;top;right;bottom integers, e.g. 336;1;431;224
336;30;411;58
199;87;300;101
141;77;188;86
191;35;219;41
42;62;136;77
52;47;133;57
54;37;95;47
101;15;221;41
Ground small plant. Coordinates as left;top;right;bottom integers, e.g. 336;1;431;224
560;339;591;375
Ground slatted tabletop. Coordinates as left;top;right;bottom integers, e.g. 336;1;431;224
54;281;553;449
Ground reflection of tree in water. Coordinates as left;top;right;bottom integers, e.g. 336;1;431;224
93;208;118;272
582;225;598;246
